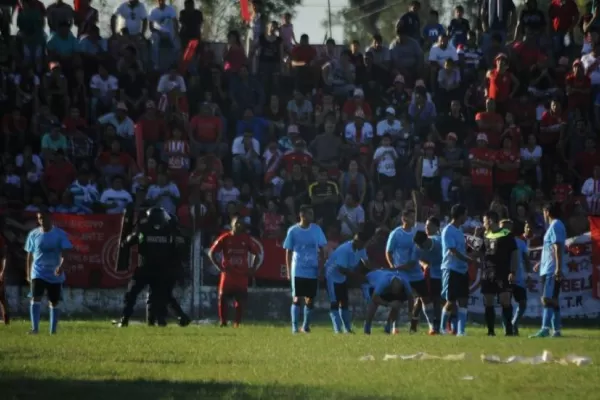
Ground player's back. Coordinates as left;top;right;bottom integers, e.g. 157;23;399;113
419;235;443;278
325;241;366;282
540;219;567;276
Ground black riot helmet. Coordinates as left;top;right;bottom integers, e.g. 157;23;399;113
145;207;171;229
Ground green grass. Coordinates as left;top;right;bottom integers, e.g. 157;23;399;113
0;320;599;400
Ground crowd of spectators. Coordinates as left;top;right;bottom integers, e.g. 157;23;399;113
0;0;599;254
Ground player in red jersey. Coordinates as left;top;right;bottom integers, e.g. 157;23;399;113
0;230;8;325
208;215;261;327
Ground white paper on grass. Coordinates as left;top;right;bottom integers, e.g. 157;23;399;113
380;353;467;361
481;350;592;366
359;355;375;361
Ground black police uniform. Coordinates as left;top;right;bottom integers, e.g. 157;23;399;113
118;208;178;327
481;228;517;295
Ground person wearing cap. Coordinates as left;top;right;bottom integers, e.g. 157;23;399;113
485;52;519;113
341;87;372;122
376;106;403;138
98;102;135;139
344;109;374;147
475;98;504;148
469;133;495;203
565;59;590;118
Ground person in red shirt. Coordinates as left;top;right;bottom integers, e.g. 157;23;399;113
552;170;573;206
508;93;536;136
475;98;504;148
469;133;496;202
62;106;88;134
495;136;520;203
282;139;313;173
136;101;168;146
538;99;566;180
189;103;224;156
0;231;8;324
43;150;76;196
188;157;219;203
341;88;373;122
486;53;519;113
290;34;317;92
548;0;580;56
500;112;522;151
565;59;591;118
207;216;261;327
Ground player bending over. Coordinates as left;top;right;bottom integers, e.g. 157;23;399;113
208;215;261;328
25;210;73;334
413;217;443;334
500;219;530;335
283;205;327;334
440;204;478;336
530;203;566;338
481;211;519;336
363;269;412;335
325;231;371;333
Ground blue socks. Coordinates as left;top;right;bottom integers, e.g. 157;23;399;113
440;309;450;333
290;304;300;332
49;307;60;334
552;307;561;332
329;310;342;333
30;302;41;333
541;307;554;331
340;309;352;332
457;308;468;335
302;305;312;332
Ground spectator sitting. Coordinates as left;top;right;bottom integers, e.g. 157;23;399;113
229;64;265;116
146;170;180;214
55;191;92;214
236;107;270;145
98;102;135;140
16;0;46;68
69;168;100;211
232;131;262;186
100;175;133;214
42;149;76;196
46;21;79;63
90;64;118;119
338;193;365;240
41;124;68;160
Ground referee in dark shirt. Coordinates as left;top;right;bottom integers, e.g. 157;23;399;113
308;169;339;228
481;210;519;336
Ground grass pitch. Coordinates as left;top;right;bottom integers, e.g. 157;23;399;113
0;320;599;400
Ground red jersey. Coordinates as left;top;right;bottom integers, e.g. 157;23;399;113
487;69;512;102
282;150;313;173
469;148;495;187
552;183;573;204
494;150;520;184
342;100;372;120
210;232;260;276
163;139;190;170
511;41;546;69
475;111;503;148
539;111;565;145
565;74;591;112
189;171;218;202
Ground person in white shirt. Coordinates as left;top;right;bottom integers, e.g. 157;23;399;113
100;176;133;214
581;42;600;86
90;64;119;119
98;102;135;138
372;134;398;194
338;193;365;238
376;107;403;138
145;171;180;215
217;177;241;213
149;0;180;69
581;165;600;214
232;131;262;185
344;110;374;145
157;68;187;94
428;34;458;87
111;0;148;36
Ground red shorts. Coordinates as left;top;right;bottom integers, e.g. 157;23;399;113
219;273;248;296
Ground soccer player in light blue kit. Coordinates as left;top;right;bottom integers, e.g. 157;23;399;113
25;210;73;335
325;231;371;333
530;203;566;338
440;204;478;336
283;205;327;334
500;219;531;336
413;217;443;334
363;269;412;334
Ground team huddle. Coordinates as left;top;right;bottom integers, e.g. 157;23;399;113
22;201;565;336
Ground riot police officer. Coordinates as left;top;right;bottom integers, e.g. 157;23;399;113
116;207;181;327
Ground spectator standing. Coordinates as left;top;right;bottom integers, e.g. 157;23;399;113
149;0;179;71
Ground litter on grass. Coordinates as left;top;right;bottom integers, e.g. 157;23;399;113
481;351;592;366
362;353;467;361
461;376;475;380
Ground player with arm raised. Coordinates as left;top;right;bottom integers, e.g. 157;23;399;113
208;215;260;328
283;205;327;334
413;217;443;334
440;204;479;336
481;211;519;336
325;231;371;333
363;269;412;335
500;219;530;336
25;210;73;335
530;202;566;338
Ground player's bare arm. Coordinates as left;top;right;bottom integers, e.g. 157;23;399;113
285;250;292;280
26;253;32;283
552;243;563;279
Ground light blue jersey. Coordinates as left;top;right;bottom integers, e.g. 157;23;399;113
417;235;443;279
441;224;468;274
366;269;412;297
514;237;528;288
25;227;73;284
283;223;327;279
540;219;566;277
386;226;420;281
325;241;368;284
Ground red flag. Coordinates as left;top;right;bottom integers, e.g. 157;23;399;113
74;0;81;12
240;0;251;22
589;216;600;299
179;39;199;74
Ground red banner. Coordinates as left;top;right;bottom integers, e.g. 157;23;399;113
589;216;600;299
